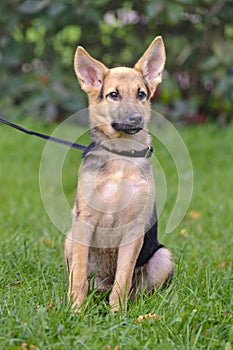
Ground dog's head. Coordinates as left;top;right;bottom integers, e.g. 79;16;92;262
74;37;166;139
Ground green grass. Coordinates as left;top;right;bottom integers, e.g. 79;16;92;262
0;119;232;350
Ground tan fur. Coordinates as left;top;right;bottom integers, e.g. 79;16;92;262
132;247;174;294
65;36;173;311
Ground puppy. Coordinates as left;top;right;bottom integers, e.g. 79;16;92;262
65;36;173;311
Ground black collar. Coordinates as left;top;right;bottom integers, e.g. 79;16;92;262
83;142;153;158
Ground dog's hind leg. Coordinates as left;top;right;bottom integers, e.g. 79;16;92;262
132;247;174;295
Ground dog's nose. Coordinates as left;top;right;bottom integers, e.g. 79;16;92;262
128;113;143;126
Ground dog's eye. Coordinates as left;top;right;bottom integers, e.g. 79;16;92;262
107;91;121;101
137;90;147;101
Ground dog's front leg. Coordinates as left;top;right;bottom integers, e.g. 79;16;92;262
68;219;91;311
109;236;144;311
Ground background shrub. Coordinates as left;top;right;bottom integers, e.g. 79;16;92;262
0;0;232;123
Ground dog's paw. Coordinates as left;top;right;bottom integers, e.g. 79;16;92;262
109;292;126;312
68;288;87;313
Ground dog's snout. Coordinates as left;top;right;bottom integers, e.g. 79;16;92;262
128;113;143;126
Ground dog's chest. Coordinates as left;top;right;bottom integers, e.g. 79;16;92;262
98;169;146;202
77;157;155;248
96;160;149;214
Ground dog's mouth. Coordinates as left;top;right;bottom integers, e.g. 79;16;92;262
111;122;143;135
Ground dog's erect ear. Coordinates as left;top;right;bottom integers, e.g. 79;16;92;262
134;36;166;95
74;47;109;93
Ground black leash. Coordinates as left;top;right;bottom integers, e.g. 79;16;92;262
0;116;153;158
0;116;87;151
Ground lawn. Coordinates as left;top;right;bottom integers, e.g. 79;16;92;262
0;118;232;350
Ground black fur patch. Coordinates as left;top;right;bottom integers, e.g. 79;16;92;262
136;206;163;267
97;83;105;101
144;82;151;99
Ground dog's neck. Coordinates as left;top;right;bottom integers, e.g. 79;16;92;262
90;126;151;154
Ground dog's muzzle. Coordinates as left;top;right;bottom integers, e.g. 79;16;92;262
111;113;144;134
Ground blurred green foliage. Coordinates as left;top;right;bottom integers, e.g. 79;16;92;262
0;0;232;123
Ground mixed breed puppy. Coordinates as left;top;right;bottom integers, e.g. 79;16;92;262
65;36;174;311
